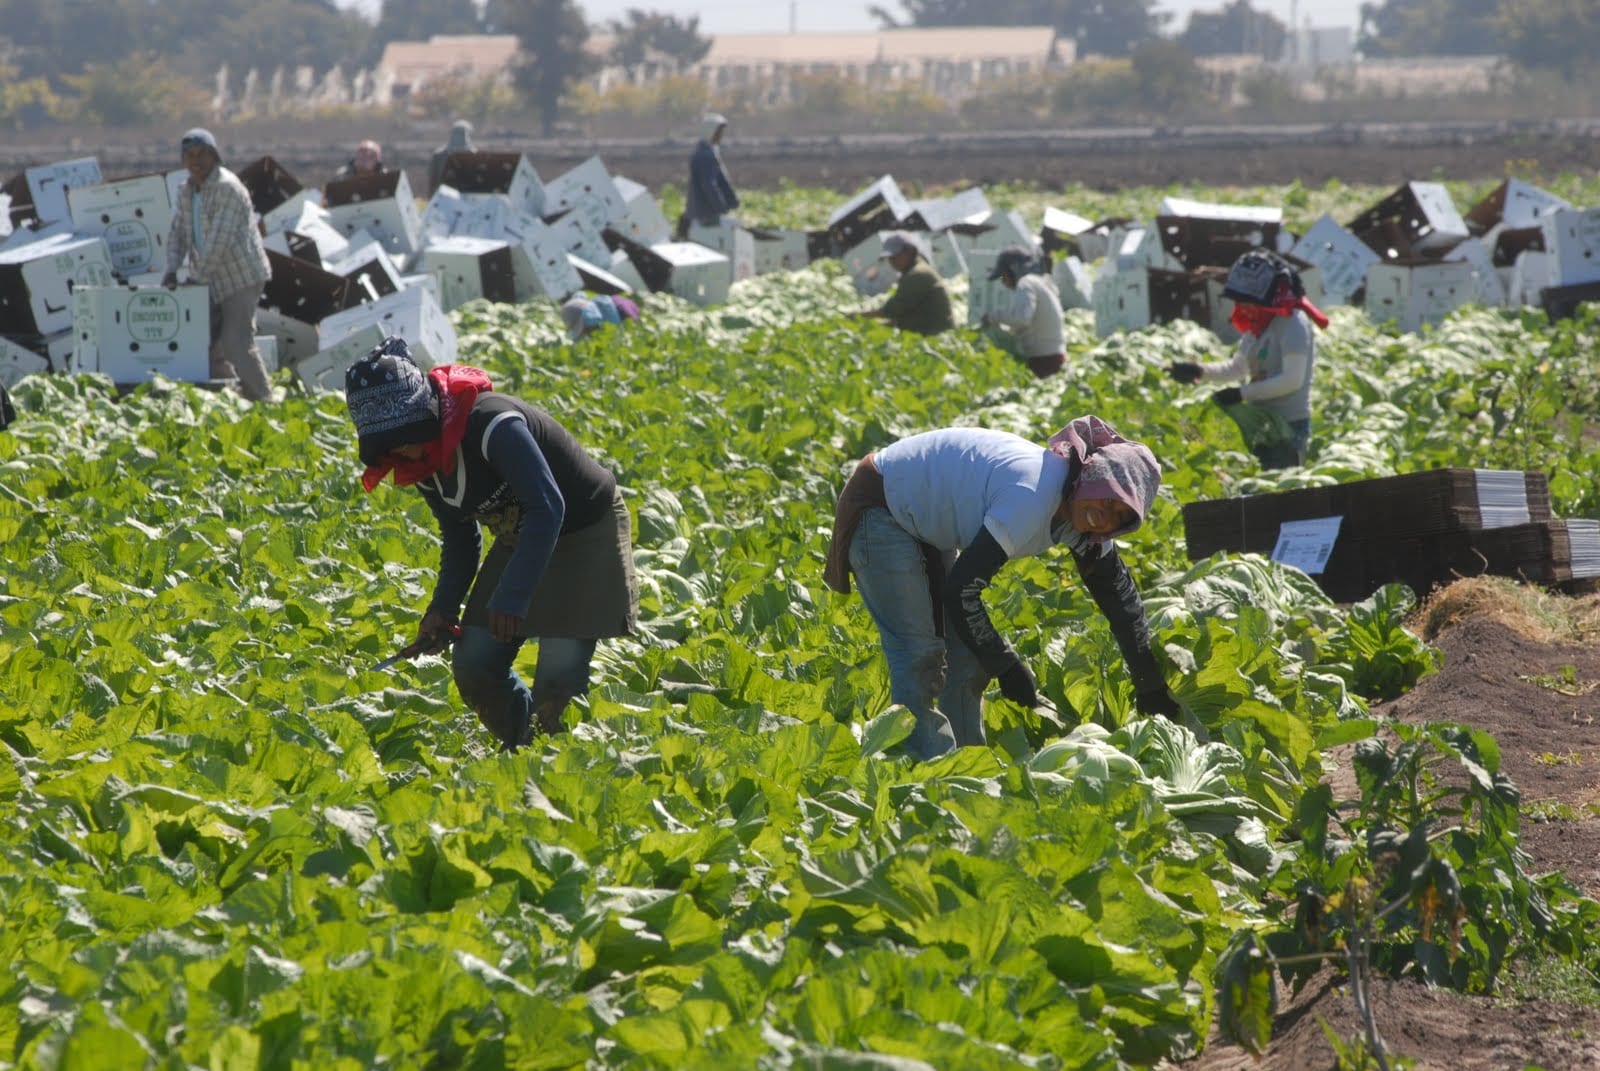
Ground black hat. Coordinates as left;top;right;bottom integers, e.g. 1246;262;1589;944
344;337;439;466
987;245;1037;281
1223;249;1303;306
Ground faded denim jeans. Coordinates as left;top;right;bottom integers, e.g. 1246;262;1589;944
848;508;988;760
452;628;597;750
1254;417;1311;470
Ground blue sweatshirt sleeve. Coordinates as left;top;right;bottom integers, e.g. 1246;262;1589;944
482;416;566;616
425;496;482;619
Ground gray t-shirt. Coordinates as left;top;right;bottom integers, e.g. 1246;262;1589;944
875;427;1085;558
1201;309;1315;422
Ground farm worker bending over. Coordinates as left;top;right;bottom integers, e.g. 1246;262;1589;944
162;128;274;402
1166;249;1328;470
980;245;1067;379
852;231;956;336
344;337;639;751
824;416;1179;761
560;293;641;342
676;112;740;240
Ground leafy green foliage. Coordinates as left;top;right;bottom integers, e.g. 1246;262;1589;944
1;211;1597;1066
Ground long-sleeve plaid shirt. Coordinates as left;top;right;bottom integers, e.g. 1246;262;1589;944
165;166;270;300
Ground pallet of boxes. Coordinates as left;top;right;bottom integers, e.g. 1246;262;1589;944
1182;468;1600;601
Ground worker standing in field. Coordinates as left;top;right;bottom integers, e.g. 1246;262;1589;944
162;128;274;402
334;139;388;182
824;415;1179;760
344;337;639;751
429;120;475;196
1166;249;1327;470
852;231;956;336
981;245;1067;378
675;112;739;240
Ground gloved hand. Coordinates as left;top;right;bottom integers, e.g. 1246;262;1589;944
416;609;458;654
997;662;1039;708
161;273;179;290
1211;386;1243;408
1167;361;1202;384
1136;688;1181;720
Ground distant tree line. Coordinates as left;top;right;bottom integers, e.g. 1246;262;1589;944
0;0;1592;131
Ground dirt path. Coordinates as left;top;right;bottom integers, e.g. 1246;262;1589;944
1179;583;1600;1071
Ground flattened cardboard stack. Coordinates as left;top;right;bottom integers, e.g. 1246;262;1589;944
1180;468;1600;600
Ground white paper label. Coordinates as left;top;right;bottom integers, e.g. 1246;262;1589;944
1271;516;1343;575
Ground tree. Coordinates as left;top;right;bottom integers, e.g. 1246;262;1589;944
1497;0;1600;77
495;0;597;135
869;0;1167;59
367;0;484;64
1129;40;1212;114
608;9;712;80
1180;1;1287;60
1357;0;1501;57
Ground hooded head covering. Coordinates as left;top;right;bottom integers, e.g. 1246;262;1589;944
344;337;494;491
180;127;220;162
353;139;383;171
447;120;474;152
1047;415;1161;542
700;113;728;142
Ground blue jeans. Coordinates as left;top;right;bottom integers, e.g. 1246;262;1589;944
848;508;989;759
1254;418;1311;470
452;628;597;750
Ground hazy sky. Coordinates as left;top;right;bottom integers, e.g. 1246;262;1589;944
337;0;1366;34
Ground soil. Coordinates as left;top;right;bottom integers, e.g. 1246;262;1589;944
1175;581;1600;1071
6;119;1598;197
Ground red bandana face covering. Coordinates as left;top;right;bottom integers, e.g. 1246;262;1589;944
360;365;494;492
1230;282;1331;337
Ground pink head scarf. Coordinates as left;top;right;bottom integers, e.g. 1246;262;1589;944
1047;415;1161;542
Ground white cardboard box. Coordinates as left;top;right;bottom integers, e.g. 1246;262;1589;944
1158;196;1282;225
317;287;456;370
965;250;1008;327
550;210;612;269
325;171;422;260
1364;261;1479;333
1507;250;1557;308
906;187;991;232
1053;255;1093;310
1290;214;1379;307
688;219;755;283
0;234;117;336
607;250;650;294
254;306;322;365
325;235;407;302
751;228;812;275
542;156;625;225
829;175;912;229
613;175;673;246
0;219;76;254
840;233;902;297
255;334;279;374
73;284;209;382
929;232;967;282
0;334;51;387
413;236;518;310
1094;268;1151;335
420;185;468;241
261;188;323;236
1540;208;1600;287
295;322;387;392
26;158;103;225
1444;237;1509;307
69;174;174;278
1113;226;1184;274
650;242;731;306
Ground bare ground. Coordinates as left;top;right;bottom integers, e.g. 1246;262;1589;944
1177;580;1600;1071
